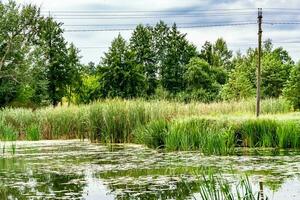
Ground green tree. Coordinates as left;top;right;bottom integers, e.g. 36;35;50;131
99;34;145;98
283;63;300;109
38;17;73;106
213;38;233;71
200;38;232;71
262;46;294;98
82;62;97;75
160;24;197;93
184;57;223;102
27;46;49;106
0;0;40;106
152;21;170;70
200;41;214;66
76;74;100;104
65;43;82;105
221;66;256;100
130;24;157;96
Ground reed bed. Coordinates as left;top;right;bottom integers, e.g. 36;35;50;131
134;117;300;155
198;174;266;200
0;98;299;155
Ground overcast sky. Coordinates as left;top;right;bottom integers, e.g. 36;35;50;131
8;0;300;64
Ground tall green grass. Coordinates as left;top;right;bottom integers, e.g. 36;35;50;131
0;98;298;155
0;119;17;141
198;174;267;200
164;118;235;155
135;117;300;155
236;120;278;148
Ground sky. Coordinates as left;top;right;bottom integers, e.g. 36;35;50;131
8;0;300;64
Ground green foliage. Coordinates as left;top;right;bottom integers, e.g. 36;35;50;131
184;57;223;102
200;38;233;72
0;99;297;155
0;1;297;106
277;121;300;148
160;24;197;93
76;75;100;104
0;119;17;141
283;63;300;109
89;100;152;143
262;47;293;98
164;118;234;155
65;43;82;105
221;67;256;100
130;24;157;96
25;124;40;141
0;1;41;106
199;174;263;200
100;34;145;98
236;120;278;148
134;119;168;149
38;17;77;106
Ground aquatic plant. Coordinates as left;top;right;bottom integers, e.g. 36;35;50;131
0;98;298;155
164;118;235;155
0;119;17;141
235;120;279;148
134;119;169;149
277;121;300;148
25;124;40;141
198;174;267;200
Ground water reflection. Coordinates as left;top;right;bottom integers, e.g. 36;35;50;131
0;140;300;199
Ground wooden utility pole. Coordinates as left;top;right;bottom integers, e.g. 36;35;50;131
256;8;263;117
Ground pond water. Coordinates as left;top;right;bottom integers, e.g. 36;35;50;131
1;140;300;199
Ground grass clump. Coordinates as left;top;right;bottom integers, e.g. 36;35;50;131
0;119;17;141
135;118;235;155
25;124;40;141
236;120;279;148
0;98;298;156
89;101;153;143
198;174;266;200
134;119;169;149
165;118;235;155
277;121;300;148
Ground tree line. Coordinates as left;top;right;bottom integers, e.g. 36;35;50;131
1;1;300;109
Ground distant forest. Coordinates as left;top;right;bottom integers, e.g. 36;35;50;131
1;1;300;109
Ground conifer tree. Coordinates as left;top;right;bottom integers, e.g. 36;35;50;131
100;34;145;98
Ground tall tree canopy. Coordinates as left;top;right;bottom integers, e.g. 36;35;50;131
184;57;223;102
0;0;298;107
99;34;145;98
160;24;197;93
38;17;79;106
130;24;157;96
0;0;40;106
283;62;300;109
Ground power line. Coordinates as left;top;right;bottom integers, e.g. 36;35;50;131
40;8;256;14
75;41;300;50
64;22;257;32
62;21;257;27
63;20;300;32
52;13;256;20
264;22;300;25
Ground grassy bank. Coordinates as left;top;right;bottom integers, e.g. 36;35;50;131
0;98;299;154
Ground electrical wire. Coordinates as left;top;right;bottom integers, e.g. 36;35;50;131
64;22;257;32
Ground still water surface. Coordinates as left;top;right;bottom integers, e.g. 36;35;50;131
1;140;300;199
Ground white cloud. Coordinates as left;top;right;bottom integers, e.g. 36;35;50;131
9;0;300;63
